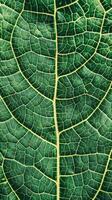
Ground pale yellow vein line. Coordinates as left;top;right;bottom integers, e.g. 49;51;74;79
54;1;60;200
1;3;19;14
98;0;105;12
60;152;108;158
56;93;100;101
0;96;56;148
60;81;112;134
100;189;112;194
24;10;54;16
106;7;112;13
92;150;112;200
60;169;104;177
57;0;78;11
9;1;53;103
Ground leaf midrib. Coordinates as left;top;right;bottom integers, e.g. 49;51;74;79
53;1;60;200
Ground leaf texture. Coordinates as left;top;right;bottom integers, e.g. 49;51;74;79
0;0;112;200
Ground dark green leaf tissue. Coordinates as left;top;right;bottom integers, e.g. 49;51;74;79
0;0;112;199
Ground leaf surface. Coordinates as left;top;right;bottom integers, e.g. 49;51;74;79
0;0;112;199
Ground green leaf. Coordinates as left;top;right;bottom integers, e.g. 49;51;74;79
0;0;112;199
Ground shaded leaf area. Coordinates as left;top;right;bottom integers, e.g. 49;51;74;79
0;0;112;200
